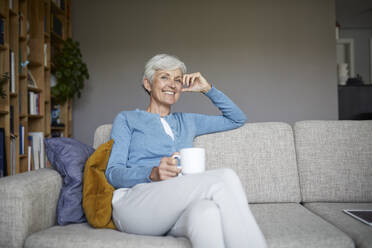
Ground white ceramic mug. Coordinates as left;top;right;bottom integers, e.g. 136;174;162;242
172;148;205;175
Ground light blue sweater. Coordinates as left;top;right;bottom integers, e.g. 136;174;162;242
106;86;247;189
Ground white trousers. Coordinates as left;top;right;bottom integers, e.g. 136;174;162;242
112;168;267;248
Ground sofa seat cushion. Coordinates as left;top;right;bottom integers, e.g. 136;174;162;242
25;223;191;248
250;203;354;248
305;202;372;248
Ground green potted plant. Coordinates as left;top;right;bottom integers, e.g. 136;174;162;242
0;72;9;99
52;38;89;104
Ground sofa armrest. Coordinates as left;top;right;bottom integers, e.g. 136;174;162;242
0;168;62;248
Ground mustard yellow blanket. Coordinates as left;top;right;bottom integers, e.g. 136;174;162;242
83;139;116;229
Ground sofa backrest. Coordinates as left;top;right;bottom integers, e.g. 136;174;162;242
194;122;301;203
94;122;301;203
93;124;112;149
294;120;372;202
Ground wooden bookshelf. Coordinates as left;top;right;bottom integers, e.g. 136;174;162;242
0;0;72;177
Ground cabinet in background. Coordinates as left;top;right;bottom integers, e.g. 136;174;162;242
338;85;372;120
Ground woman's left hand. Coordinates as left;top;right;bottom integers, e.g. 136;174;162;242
182;72;212;94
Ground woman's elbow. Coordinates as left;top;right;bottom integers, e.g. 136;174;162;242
105;167;115;187
235;112;247;127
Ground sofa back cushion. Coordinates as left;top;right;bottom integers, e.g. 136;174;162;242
93;124;113;149
294;120;372;202
194;122;301;203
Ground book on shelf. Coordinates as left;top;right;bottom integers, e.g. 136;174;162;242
66;0;70;20
51;14;62;36
9;0;13;10
19;11;24;36
10;135;16;176
27;92;31;114
28;132;45;170
27;145;32;172
44;15;47;33
44;43;48;66
0;18;4;45
28;135;35;169
28;91;40;115
26;44;30;57
27;70;38;88
19;89;21;112
19;124;24;155
26;19;30;33
0;128;5;177
19;48;23;74
52;0;65;10
10;105;14;134
10;50;16;93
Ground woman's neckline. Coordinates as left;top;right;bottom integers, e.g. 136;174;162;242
135;108;173;118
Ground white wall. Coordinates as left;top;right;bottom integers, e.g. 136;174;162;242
72;0;338;145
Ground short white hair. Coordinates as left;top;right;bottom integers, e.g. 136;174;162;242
143;54;187;83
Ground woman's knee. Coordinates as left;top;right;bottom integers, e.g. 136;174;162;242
178;200;224;248
187;200;221;227
212;168;241;184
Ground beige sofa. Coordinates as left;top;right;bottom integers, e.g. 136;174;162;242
0;120;371;248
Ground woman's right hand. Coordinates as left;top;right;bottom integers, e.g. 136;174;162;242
150;152;182;181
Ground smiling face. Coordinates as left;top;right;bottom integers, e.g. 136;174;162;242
144;68;183;108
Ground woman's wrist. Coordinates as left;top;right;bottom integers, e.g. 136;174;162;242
201;83;212;94
150;167;160;181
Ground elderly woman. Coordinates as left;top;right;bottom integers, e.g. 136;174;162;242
106;54;267;248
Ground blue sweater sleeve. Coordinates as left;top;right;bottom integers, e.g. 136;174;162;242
192;85;247;136
105;112;153;188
